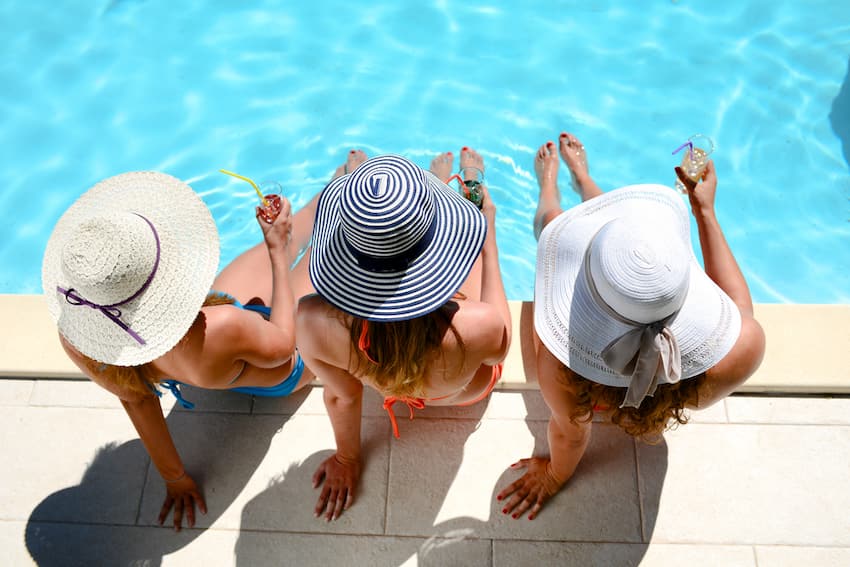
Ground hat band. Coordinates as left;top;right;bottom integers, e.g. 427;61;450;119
343;215;438;273
56;213;161;346
583;249;682;408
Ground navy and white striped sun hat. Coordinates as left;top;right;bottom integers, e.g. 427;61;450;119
309;154;486;321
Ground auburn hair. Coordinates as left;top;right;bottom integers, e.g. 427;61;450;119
77;292;236;396
560;363;709;440
348;304;465;399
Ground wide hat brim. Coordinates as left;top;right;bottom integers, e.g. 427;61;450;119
534;184;741;386
309;158;486;321
42;171;219;366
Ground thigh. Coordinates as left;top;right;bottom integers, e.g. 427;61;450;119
213;241;273;305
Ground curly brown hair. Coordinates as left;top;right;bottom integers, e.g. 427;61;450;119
76;292;236;396
348;304;465;399
560;363;709;440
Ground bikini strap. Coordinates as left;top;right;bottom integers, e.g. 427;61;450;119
358;320;379;364
158;379;196;410
382;396;425;439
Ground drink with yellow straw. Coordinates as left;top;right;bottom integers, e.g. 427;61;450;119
219;169;283;223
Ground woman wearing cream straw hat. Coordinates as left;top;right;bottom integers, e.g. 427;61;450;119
296;149;512;521
497;133;765;520
42;151;367;531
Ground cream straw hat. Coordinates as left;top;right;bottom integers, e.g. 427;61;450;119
534;184;741;408
42;171;219;366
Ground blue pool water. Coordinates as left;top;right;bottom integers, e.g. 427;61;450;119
2;0;849;303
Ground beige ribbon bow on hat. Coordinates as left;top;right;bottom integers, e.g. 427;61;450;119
600;315;682;408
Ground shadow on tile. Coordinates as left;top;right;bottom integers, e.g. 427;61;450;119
24;386;313;567
233;397;490;565
389;392;668;563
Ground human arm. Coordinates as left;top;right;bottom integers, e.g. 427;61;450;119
677;161;753;316
497;345;591;519
295;297;364;521
676;163;766;404
477;184;512;361
58;336;206;531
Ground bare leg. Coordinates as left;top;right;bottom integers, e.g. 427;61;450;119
533;141;563;239
456;147;485;301
429;151;454;183
289;150;368;262
214;149;368;304
558;132;602;202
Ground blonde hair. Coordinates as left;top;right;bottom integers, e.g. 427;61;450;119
78;292;236;395
349;305;465;399
561;363;708;441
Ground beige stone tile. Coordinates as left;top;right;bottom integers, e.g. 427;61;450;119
137;413;391;534
251;383;387;417
0;406;148;523
159;382;253;414
726;396;850;425
638;423;850;545
755;545;850;567
0;294;83;378
681;399;728;424
386;418;644;542
0;521;37;567
29;378;121;408
0;379;34;406
494;541;756;567
744;304;850;394
235;531;491;567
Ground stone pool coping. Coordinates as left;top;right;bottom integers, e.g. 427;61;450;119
1;294;847;393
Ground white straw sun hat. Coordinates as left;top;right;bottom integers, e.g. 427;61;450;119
534;184;741;408
309;154;486;321
42;171;219;366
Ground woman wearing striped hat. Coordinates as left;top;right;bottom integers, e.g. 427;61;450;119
297;148;512;521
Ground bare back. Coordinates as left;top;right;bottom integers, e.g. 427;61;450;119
297;293;508;404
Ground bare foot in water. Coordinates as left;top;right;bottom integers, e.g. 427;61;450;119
558;132;601;201
430;151;454;183
459;146;485;182
333;149;368;179
533;141;563;239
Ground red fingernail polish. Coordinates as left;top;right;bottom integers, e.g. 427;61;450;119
529;515;535;521
560;132;567;137
512;514;518;519
462;146;468;151
502;508;508;514
547;142;554;147
496;495;502;501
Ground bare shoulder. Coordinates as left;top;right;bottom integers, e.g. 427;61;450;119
296;294;350;362
450;300;509;354
708;315;766;382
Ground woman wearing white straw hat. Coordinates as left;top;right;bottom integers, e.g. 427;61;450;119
497;133;766;520
42;151;367;531
296;148;512;521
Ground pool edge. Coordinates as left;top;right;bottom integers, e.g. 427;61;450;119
1;294;847;394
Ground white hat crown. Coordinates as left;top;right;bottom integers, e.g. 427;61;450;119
589;217;690;324
60;213;159;306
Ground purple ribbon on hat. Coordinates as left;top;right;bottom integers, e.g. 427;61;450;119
56;213;161;346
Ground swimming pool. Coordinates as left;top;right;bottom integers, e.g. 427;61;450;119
2;0;848;303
